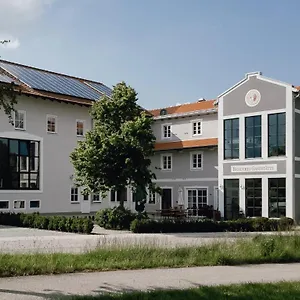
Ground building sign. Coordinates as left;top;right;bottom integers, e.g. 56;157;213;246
245;89;261;107
231;164;277;173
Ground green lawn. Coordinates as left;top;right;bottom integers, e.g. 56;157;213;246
56;282;300;300
1;234;300;277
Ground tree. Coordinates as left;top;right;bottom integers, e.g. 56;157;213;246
0;39;17;122
70;82;159;207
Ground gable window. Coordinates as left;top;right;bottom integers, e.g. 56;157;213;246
224;118;239;159
0;138;40;190
192;120;202;135
70;187;79;202
268;113;286;157
162;124;171;139
245;115;261;158
47;115;57;133
76;120;84;136
161;154;172;171
14;110;26;130
190;152;203;170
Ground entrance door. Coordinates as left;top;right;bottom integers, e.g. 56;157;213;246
161;188;172;210
81;193;91;214
224;179;240;220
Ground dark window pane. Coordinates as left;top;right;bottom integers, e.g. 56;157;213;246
224;119;239;160
268;113;286;157
268;178;286;218
245;116;261;158
9;140;18;155
245;178;262;217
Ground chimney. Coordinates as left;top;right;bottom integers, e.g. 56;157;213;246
198;98;205;102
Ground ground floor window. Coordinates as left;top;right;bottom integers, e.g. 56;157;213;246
187;188;207;216
269;178;286;217
224;179;240;220
245;178;262;217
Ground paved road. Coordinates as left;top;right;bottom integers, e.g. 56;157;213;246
0;226;296;254
0;263;300;299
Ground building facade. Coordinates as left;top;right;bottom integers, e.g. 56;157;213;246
0;60;299;221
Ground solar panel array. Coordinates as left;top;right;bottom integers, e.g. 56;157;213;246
84;81;112;97
0;73;17;84
0;62;111;100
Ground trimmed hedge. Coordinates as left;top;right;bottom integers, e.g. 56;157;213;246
95;206;147;230
130;217;294;233
0;212;94;234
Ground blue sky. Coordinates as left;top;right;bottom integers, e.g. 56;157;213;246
0;0;299;109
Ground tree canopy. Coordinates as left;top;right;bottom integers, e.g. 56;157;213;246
70;82;158;206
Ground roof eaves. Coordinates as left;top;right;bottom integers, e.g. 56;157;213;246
153;108;218;120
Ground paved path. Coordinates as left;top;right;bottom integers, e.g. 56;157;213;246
0;263;300;299
0;226;297;254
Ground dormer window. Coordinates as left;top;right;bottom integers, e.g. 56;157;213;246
162;123;171;139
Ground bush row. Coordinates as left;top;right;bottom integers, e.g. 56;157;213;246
130;217;294;233
0;212;94;234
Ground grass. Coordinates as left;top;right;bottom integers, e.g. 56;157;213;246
53;282;300;299
2;234;300;277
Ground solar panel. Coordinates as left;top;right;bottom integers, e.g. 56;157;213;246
85;81;112;97
0;62;109;100
0;73;17;84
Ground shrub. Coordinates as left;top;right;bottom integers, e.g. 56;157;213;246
130;217;294;233
0;212;93;234
95;206;138;230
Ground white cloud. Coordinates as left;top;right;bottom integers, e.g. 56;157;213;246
0;0;54;49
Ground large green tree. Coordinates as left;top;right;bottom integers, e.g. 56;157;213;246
70;82;158;207
0;40;17;121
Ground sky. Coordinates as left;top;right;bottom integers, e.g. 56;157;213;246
0;0;299;109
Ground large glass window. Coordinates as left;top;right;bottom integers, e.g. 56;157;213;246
268;113;286;157
187;188;208;216
269;178;286;218
245;116;261;158
245;178;262;217
224;118;239;159
224;179;240;220
0;138;40;190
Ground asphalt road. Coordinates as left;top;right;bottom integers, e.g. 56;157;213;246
0;263;300;300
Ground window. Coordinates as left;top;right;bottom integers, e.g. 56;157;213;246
70;187;79;202
110;190;116;202
245;178;262;217
13;200;25;209
111;188;127;202
0;200;9;210
192;120;202;135
224;179;240;220
161;154;172;171
268;113;286;157
92;193;101;203
162;124;171;139
224;118;239;159
76;120;84;136
83;194;89;201
269;178;286;218
29;200;40;209
245;116;261;158
190;152;203;170
14;110;26;130
47;115;57;133
148;191;156;204
0;138;40;190
187;188;207;216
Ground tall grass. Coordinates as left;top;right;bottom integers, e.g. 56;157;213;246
1;234;300;277
56;282;300;300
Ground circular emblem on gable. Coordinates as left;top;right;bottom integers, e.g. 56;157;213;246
245;89;261;107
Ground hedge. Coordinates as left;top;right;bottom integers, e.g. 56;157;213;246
0;212;94;234
130;217;294;233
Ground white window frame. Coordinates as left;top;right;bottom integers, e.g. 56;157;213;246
185;186;208;214
92;193;101;203
190;151;203;170
148;190;156;204
161;123;172;139
161;153;172;171
70;187;79;203
29;199;40;209
14;110;26;131
46;114;57;134
0;200;9;210
76;119;85;137
191;119;202;136
19;156;29;172
13;199;26;210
